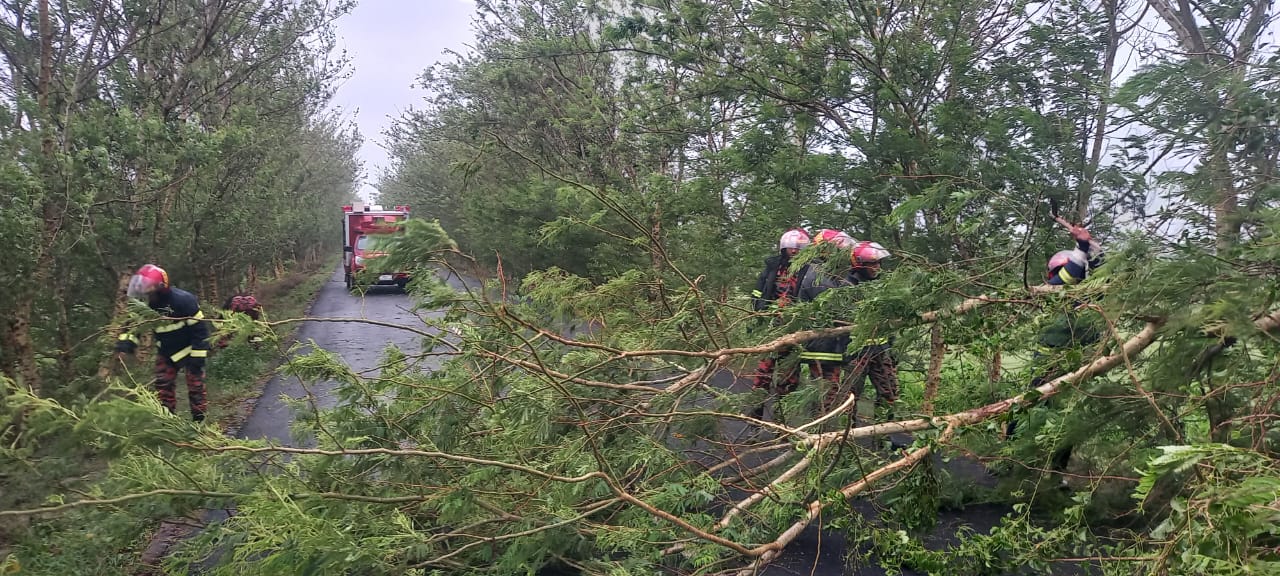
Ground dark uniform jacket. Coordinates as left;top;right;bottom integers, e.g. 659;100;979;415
1039;238;1106;350
116;287;211;364
794;261;854;362
752;254;808;311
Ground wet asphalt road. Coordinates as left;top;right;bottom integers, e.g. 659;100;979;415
235;266;465;445
216;264;1031;575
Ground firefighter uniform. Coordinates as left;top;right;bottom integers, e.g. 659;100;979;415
835;267;899;421
1006;230;1105;479
751;253;810;393
116;287;211;421
794;262;853;388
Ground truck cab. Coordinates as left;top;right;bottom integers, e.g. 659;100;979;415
342;204;411;291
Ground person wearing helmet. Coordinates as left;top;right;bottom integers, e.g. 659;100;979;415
814;228;856;249
789;231;862;396
216;293;265;349
832;240;900;424
114;264;212;422
748;228;814;415
1045;224;1103;286
1005;222;1105;488
751;228;811;312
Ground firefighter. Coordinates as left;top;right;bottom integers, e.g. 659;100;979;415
792;230;859;395
217;293;265;349
834;240;900;423
1006;223;1104;485
748;228;812;418
115;264;211;422
223;294;262;321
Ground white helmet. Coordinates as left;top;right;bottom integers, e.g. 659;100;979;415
779;228;811;250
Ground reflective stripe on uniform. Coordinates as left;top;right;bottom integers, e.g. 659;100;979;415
155;310;205;333
155;320;187;333
751;290;763;297
118;333;139;344
169;346;192;361
189;349;208;358
799;352;844;361
863;336;890;346
1057;266;1081;285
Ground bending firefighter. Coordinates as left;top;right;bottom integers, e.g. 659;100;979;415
217;293;265;349
1006;222;1104;484
115;264;212;422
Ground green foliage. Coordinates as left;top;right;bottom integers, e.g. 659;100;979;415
0;0;360;400
1133;445;1280;574
5;0;1280;574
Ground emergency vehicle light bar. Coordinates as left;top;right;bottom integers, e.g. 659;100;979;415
342;205;410;213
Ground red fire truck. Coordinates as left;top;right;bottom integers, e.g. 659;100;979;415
342;204;411;291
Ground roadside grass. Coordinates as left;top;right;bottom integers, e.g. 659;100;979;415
201;256;338;429
0;256;336;576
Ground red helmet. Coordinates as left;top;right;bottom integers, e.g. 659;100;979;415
814;229;855;248
229;295;259;312
1046;250;1087;285
851;241;891;265
778;228;811;250
127;264;170;300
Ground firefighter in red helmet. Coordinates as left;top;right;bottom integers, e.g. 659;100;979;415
115;264;211;422
791;230;861;395
1005;222;1104;488
836;240;900;424
217;293;265;349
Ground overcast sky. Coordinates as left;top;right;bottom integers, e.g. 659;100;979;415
331;0;478;204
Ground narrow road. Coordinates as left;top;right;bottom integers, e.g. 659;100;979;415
234;266;464;445
195;265;1040;575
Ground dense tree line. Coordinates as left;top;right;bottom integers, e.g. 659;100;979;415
368;0;1279;573
2;0;1278;575
0;0;361;399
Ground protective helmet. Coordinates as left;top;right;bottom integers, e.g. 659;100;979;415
778;228;811;250
127;264;170;300
851;241;891;265
814;228;856;248
1046;250;1087;285
229;295;259;313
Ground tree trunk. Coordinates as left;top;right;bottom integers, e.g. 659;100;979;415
988;347;1002;384
55;265;74;388
11;0;59;396
150;186;174;262
923;323;944;414
1076;0;1121;222
5;300;39;395
95;272;133;382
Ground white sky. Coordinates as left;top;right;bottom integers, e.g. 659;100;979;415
331;0;478;203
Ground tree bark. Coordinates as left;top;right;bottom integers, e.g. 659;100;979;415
1076;0;1121;222
923;322;944;414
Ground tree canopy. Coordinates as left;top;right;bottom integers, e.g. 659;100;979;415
4;0;1280;574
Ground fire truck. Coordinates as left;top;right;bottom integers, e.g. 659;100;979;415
342;204;411;291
